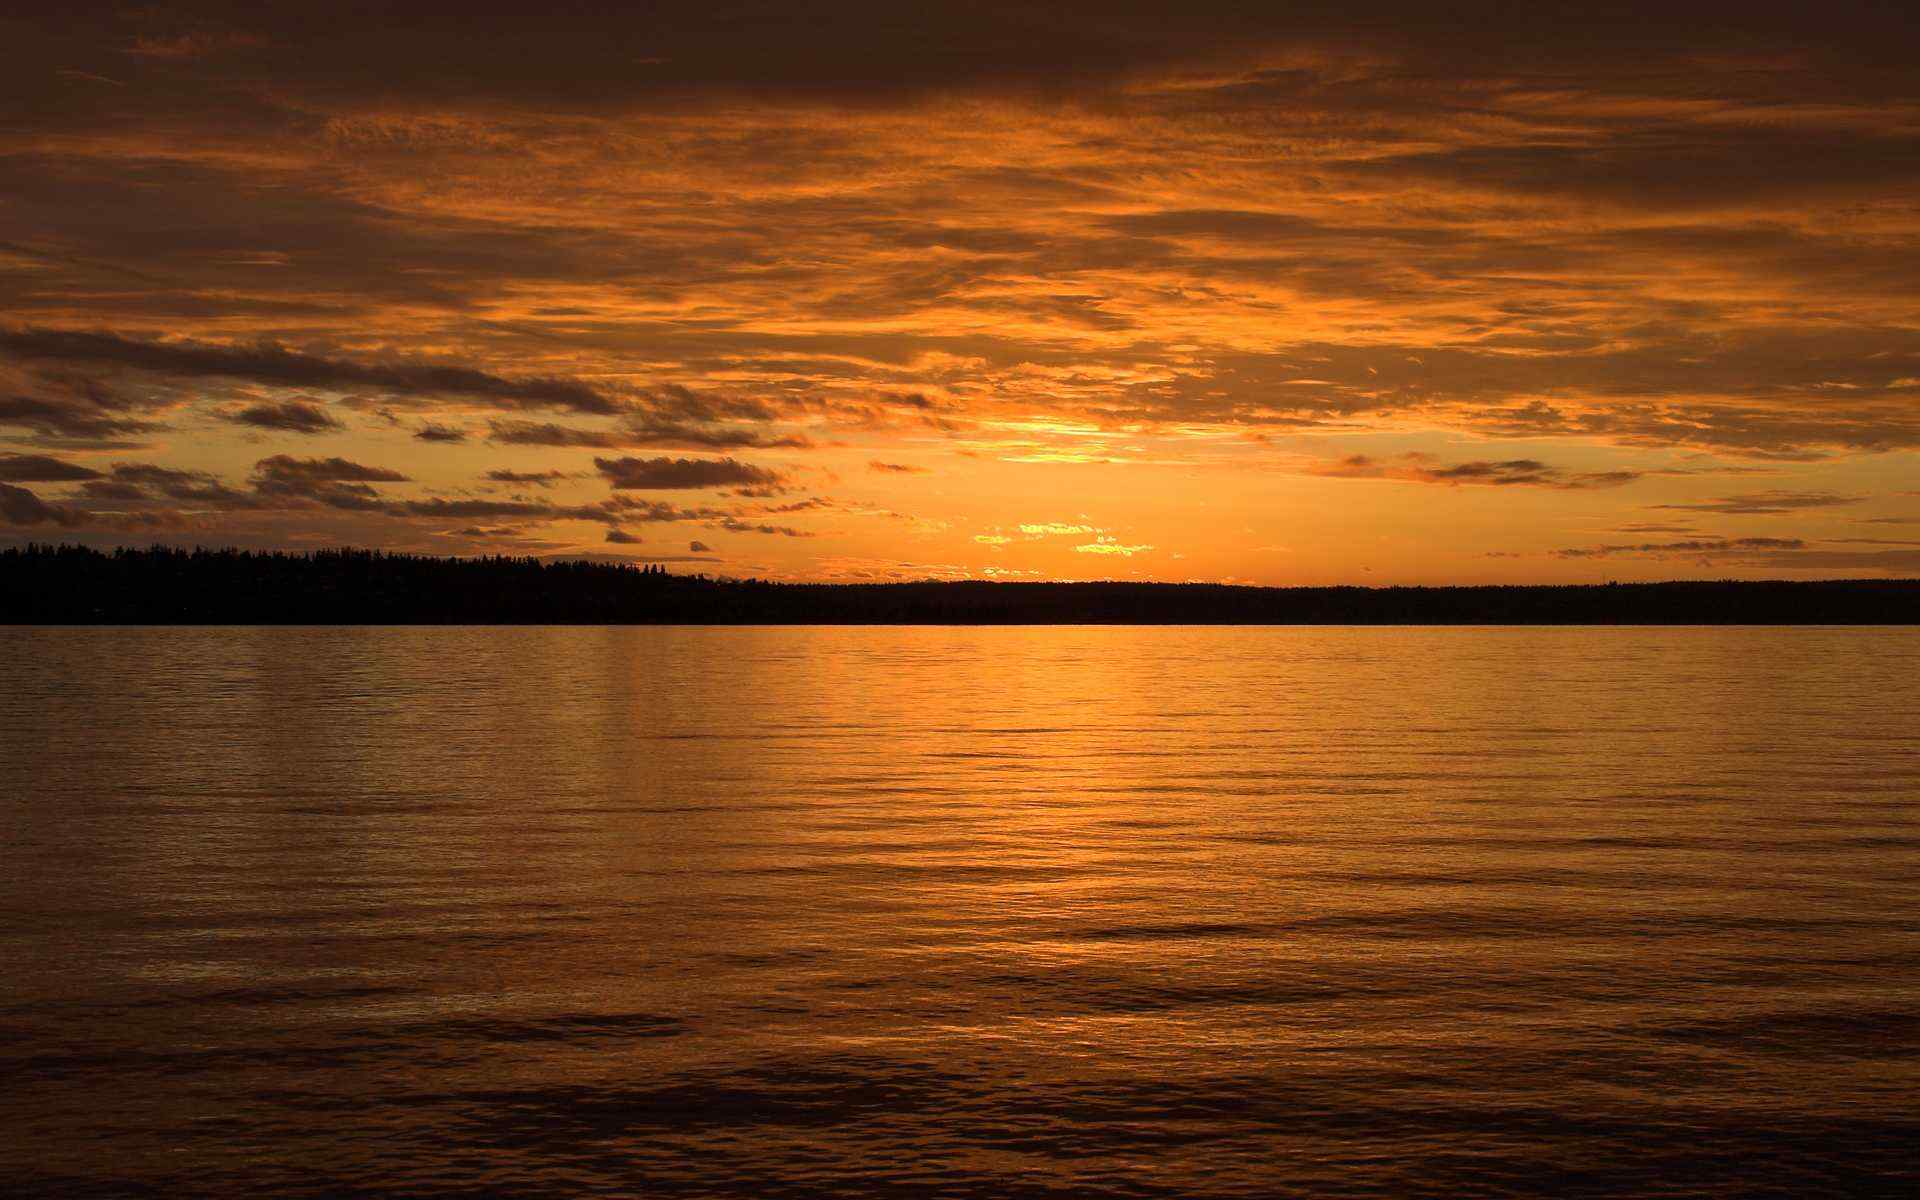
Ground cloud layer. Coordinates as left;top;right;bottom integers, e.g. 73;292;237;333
3;3;1917;580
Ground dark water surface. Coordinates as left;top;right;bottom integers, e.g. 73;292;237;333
3;626;1917;1197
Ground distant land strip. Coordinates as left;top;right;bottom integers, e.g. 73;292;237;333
3;545;1917;625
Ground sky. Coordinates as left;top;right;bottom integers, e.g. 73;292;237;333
3;1;1918;583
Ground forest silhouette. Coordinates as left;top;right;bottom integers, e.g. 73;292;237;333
3;545;1915;624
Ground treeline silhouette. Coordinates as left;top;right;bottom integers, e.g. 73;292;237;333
3;544;1916;624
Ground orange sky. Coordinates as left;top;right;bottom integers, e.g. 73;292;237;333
3;2;1918;582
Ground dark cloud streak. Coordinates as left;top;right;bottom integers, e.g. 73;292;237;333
1310;454;1641;490
0;454;101;482
0;482;86;527
594;455;788;491
0;328;625;415
228;399;342;434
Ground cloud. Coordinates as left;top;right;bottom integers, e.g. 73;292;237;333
757;497;835;514
624;420;814;450
33;4;1911;109
392;497;599;521
1018;523;1096;536
78;480;153;501
0;329;624;415
0;482;86;527
250;454;410;509
712;518;814;537
1550;535;1920;574
0;449;816;545
1310;454;1641;489
600;496;729;523
605;528;642;544
869;460;927;473
227;399;342;434
1552;536;1806;559
976;522;1104;545
594;455;787;490
414;422;467;443
486;421;631;449
0;383;167;445
106;463;257;505
125;30;267;61
689;540;713;552
0;453;101;482
1074;539;1153;556
487;418;812;450
485;468;569;487
254;455;410;484
6;4;1920;574
1650;490;1863;515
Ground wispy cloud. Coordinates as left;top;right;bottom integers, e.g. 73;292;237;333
1553;537;1806;559
1649;490;1862;515
228;399;342;434
1310;454;1641;489
594;456;788;490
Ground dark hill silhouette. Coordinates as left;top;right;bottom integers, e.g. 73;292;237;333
2;544;1915;624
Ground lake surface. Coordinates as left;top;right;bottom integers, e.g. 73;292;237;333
2;627;1917;1197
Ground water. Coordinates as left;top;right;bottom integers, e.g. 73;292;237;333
2;626;1917;1197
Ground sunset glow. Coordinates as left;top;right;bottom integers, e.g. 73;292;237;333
4;2;1918;581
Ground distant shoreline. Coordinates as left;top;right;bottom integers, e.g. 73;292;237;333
3;544;1917;625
